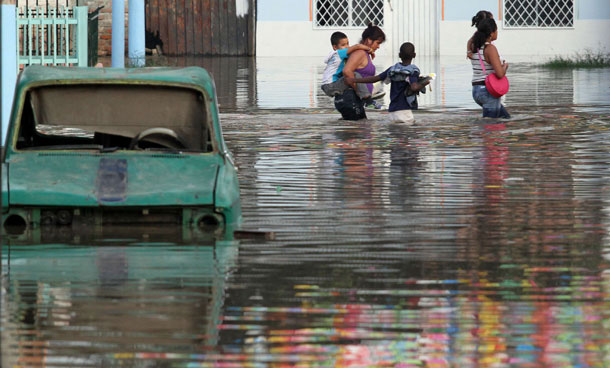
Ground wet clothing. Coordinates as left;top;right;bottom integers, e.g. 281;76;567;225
472;85;510;118
334;88;366;121
378;62;421;112
389;109;414;124
355;53;376;95
471;43;493;84
470;42;510;118
321;77;348;96
322;72;373;99
322;48;349;84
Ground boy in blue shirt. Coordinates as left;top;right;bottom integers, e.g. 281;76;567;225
346;42;432;123
321;32;373;100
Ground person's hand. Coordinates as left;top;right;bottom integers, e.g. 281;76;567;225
503;61;509;71
358;44;372;53
371;52;376;60
344;76;355;85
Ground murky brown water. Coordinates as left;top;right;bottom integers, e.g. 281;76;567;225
2;58;610;367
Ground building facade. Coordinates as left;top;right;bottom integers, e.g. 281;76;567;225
257;0;610;57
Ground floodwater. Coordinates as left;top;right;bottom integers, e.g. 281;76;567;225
2;56;610;367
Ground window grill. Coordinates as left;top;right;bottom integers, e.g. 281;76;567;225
504;0;573;28
314;0;384;28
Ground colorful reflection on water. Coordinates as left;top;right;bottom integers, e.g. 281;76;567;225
2;60;610;367
215;108;610;367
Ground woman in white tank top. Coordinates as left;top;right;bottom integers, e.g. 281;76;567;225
469;18;510;118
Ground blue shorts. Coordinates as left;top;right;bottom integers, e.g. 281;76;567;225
472;85;510;118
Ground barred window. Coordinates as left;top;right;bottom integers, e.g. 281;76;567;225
504;0;574;28
315;0;384;28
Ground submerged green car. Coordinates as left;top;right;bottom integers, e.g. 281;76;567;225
2;65;241;232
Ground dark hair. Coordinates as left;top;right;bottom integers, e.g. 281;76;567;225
471;10;493;27
398;42;415;60
330;31;348;46
360;23;386;43
471;18;497;52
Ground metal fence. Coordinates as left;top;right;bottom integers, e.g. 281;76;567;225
314;0;384;28
16;0;80;8
16;6;88;68
504;0;574;28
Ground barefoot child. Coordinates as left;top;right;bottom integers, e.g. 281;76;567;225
346;42;431;124
321;32;373;98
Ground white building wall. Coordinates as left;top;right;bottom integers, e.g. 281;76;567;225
257;0;610;57
257;21;384;57
257;0;395;57
440;0;610;56
440;20;610;56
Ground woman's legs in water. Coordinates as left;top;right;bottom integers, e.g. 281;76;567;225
472;85;510;118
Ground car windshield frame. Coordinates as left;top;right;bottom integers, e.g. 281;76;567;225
10;82;218;154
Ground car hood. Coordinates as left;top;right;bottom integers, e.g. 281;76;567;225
7;153;220;207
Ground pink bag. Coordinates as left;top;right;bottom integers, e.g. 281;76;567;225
478;49;509;98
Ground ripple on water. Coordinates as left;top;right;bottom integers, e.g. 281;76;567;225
2;107;610;367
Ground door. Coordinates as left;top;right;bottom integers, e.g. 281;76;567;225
390;0;439;56
388;0;439;106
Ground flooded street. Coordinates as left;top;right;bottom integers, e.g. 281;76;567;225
2;56;610;367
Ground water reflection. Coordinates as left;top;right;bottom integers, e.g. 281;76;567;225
217;110;609;366
140;55;258;111
3;111;609;366
131;55;610;112
2;60;610;366
2;227;238;367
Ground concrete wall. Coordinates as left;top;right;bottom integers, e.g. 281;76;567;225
440;20;610;56
256;20;388;57
257;0;610;57
440;0;610;56
257;0;393;57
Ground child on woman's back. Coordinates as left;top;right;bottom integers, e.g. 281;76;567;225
321;32;373;97
346;42;430;124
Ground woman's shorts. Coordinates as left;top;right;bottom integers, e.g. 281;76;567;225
472;85;510;118
388;109;414;124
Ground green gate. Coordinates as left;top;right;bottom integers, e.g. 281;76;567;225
16;6;88;68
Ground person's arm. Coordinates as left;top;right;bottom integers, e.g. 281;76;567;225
346;43;372;55
345;74;382;85
484;44;508;78
466;34;475;59
409;74;430;92
342;50;367;89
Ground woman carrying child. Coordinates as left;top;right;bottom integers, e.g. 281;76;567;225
342;23;386;110
470;17;510;118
